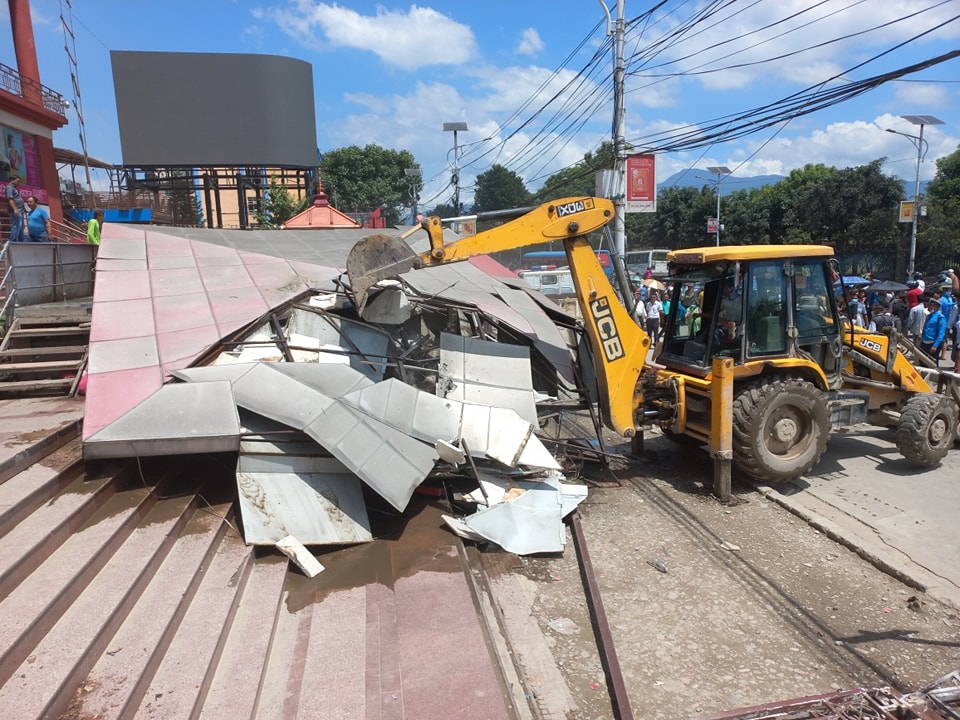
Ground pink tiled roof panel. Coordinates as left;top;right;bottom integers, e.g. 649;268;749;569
152;292;217;334
199;265;258;292
89;299;156;342
92;270;151;302
82;366;165;439
156;325;222;367
150;267;205;297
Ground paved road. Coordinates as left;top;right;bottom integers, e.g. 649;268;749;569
758;424;960;609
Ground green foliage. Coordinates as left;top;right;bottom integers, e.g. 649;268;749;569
168;169;201;226
255;180;308;228
537;142;614;201
428;202;459;218
927;144;960;204
319;145;419;226
472;164;531;212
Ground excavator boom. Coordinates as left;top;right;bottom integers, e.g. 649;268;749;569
346;196;651;437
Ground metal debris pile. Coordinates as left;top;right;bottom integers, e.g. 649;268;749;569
152;269;602;561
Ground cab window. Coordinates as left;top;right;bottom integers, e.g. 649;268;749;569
747;261;787;356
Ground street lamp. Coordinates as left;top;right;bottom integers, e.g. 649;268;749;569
886;114;944;275
442;121;468;213
706;166;731;246
404;168;421;223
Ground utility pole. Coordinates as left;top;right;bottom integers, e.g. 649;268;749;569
612;0;627;261
443;122;468;213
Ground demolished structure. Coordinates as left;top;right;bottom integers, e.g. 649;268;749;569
80;222;598;559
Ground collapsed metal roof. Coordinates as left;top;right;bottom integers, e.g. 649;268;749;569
81;222;594;554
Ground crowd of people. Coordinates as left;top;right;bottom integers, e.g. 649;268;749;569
629;265;960;373
840;269;959;370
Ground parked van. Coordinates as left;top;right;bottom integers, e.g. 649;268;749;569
519;268;575;296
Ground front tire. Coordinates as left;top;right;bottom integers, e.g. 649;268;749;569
895;394;957;466
732;377;830;483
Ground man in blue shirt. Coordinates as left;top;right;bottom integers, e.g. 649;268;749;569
919;297;946;362
25;196;50;242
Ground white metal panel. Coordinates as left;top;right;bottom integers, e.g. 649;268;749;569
236;466;372;545
438;333;538;425
83;381;240;459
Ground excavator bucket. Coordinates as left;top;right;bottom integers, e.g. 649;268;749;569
346;232;422;311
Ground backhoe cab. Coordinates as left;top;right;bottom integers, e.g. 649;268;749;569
655;246;959;481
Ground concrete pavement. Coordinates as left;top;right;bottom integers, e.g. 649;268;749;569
756;424;960;609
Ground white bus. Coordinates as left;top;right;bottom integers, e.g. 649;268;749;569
625;248;670;276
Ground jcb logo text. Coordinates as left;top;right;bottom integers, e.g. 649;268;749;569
590;297;625;362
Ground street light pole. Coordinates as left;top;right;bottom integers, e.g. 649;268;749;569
404;168;422;223
706;166;731;246
442;121;468;213
886;114;944;275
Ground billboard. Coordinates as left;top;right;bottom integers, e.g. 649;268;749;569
626;154;656;212
0;125;49;203
111;51;318;168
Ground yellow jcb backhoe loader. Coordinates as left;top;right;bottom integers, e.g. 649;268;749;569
346;196;959;487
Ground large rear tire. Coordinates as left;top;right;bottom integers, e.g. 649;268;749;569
895;394;957;466
732;377;830;483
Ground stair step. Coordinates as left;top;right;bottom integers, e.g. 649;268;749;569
70;503;234;720
0;494;196;720
8;326;90;338
132;525;254;719
0;416;81;486
0;345;87;359
0;360;83;374
256;573;370;719
0;485;153;685
0;378;75;394
199;554;289;719
0;472;115;600
0;438;85;541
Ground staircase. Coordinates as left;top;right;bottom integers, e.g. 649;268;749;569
0;316;89;397
0;439;271;720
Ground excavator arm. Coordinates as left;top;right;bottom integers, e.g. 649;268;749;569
346;196;652;437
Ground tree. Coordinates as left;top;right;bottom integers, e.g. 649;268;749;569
926;144;960;203
168;169;201;226
255;180;308;228
427;202;459;218
472;164;531;213
319;145;419;226
538;142;614;201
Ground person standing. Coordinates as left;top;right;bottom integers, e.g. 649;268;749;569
645;290;663;342
919;297;946;362
86;210;104;246
906;298;927;341
25;196;51;242
4;173;26;242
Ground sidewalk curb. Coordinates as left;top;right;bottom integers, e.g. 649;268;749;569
752;482;960;611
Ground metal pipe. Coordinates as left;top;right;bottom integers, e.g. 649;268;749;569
569;511;634;720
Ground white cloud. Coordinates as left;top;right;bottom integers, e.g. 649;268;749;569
265;2;478;70
516;28;543;56
893;82;949;108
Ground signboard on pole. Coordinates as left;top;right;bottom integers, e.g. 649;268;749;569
899;201;914;223
625;154;656;213
707;217;718;234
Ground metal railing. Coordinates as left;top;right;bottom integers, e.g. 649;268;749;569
0;62;69;116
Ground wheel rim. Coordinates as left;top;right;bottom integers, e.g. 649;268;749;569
929;415;947;445
764;403;811;457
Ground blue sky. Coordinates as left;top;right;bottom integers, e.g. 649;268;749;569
2;1;959;209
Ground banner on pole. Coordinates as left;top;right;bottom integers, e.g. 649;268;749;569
707;217;718;234
898;201;914;223
625;154;656;213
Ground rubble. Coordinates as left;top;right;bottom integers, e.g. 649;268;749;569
87;253;605;555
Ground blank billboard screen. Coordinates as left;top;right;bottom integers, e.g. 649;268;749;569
111;51;317;167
